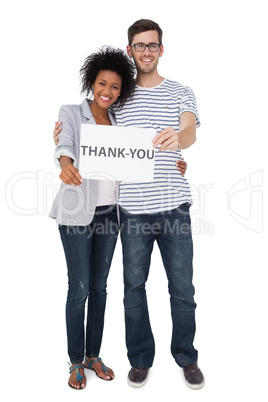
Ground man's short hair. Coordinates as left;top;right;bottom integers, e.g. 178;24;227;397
128;19;163;45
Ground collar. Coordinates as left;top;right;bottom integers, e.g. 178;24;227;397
81;98;116;126
81;98;95;122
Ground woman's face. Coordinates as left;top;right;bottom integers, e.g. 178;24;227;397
92;70;122;109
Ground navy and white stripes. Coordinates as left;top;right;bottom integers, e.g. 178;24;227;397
113;79;200;214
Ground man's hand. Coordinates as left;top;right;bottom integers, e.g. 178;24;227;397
152;112;197;151
59;156;83;186
152;127;179;151
53;121;62;146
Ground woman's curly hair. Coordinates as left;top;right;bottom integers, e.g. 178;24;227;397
80;46;136;108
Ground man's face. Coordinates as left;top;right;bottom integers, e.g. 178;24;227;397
127;30;164;75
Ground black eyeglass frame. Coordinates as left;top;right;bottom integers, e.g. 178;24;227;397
130;43;161;52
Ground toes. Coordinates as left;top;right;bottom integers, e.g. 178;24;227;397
69;380;80;389
82;374;87;387
81;379;86;388
103;368;114;380
69;380;78;389
69;368;86;389
99;371;110;380
70;379;86;389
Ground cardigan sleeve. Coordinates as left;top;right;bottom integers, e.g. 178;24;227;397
54;105;77;168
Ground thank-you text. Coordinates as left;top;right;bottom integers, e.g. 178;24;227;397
79;124;156;182
80;146;155;160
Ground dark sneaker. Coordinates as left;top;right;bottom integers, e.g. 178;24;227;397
183;362;205;389
127;367;150;388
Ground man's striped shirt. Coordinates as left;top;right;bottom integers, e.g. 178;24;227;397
113;79;200;214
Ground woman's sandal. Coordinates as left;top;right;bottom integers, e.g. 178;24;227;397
68;363;85;390
84;357;114;381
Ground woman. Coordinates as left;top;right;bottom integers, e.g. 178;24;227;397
49;47;136;390
50;47;187;390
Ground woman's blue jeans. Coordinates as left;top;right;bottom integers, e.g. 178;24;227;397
119;203;198;368
58;205;118;364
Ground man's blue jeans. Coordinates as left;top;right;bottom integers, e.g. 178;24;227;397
119;203;198;368
59;205;118;364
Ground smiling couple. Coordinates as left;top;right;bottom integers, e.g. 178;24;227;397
50;18;204;391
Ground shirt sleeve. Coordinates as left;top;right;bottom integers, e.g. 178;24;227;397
179;86;200;128
54;149;76;169
54;105;77;168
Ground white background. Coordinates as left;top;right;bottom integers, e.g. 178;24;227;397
1;0;267;401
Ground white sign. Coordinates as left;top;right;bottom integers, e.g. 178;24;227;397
79;124;156;181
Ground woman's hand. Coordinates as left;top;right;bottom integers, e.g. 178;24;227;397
53;121;62;145
176;158;187;176
59;156;83;186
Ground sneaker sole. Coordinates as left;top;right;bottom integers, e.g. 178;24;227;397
127;376;148;388
185;378;205;390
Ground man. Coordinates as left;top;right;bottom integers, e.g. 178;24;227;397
113;19;204;390
53;19;204;390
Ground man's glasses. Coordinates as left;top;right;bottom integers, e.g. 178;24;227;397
130;43;161;52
